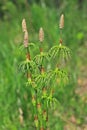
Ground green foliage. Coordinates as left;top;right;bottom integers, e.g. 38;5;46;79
48;44;71;61
19;14;71;129
0;0;87;130
20;59;36;73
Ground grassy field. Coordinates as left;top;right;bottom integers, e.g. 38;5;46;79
0;1;87;129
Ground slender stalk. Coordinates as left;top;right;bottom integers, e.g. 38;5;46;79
59;29;63;44
39;45;49;130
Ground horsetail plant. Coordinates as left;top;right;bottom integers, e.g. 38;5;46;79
19;14;71;130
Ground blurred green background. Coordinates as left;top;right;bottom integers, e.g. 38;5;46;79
0;0;87;129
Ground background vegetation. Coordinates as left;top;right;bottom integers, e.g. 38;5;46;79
0;0;87;129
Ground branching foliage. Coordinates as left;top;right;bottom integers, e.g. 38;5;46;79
19;14;71;130
48;44;71;61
